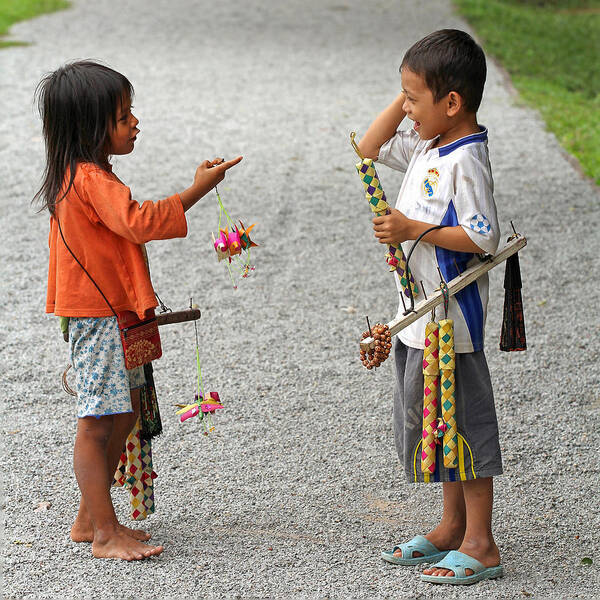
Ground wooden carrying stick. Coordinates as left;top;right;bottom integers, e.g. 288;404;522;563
359;235;527;351
157;308;201;326
62;308;201;342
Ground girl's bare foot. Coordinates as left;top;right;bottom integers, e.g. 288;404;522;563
71;518;151;542
91;528;163;561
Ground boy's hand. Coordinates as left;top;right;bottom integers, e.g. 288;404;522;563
180;156;243;211
372;208;412;244
373;212;488;253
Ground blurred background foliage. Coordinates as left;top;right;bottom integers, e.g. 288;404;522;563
455;0;599;184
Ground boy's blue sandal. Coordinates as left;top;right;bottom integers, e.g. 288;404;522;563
381;535;449;565
420;550;503;585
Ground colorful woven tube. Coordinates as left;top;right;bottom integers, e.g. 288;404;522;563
421;321;439;474
113;452;127;488
140;436;157;517
355;158;418;298
113;419;157;521
439;319;458;468
124;418;147;521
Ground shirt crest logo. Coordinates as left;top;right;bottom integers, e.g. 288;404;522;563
421;168;439;198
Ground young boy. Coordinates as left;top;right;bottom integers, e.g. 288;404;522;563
358;30;503;585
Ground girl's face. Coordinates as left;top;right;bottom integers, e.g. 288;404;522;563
400;67;449;141
106;96;139;156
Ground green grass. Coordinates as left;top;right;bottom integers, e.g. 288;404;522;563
455;0;600;185
0;0;69;48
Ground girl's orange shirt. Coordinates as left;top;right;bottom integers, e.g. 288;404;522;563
46;163;188;320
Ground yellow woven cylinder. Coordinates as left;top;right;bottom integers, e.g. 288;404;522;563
439;319;458;468
421;321;439;474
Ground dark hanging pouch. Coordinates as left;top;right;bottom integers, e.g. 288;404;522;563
140;362;163;439
499;238;526;351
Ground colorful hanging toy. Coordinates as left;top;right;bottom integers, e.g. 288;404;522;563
212;186;258;288
421;318;439;474
436;281;458;469
113;416;157;520
350;132;418;299
418;278;459;474
174;301;224;434
110;362;162;521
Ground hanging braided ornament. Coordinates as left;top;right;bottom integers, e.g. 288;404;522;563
212;186;257;289
124;418;147;520
112;417;158;521
139;435;157;517
175;301;223;433
438;282;458;468
360;320;392;369
115;417;154;520
421;320;439;474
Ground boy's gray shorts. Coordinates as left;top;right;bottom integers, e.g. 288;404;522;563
393;339;503;483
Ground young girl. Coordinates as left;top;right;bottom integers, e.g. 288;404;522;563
35;60;242;561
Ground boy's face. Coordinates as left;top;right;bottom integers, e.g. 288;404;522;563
401;68;449;141
107;95;140;156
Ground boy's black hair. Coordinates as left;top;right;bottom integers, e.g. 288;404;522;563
401;29;486;113
33;60;133;214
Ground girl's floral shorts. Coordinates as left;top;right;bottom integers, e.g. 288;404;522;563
69;317;145;418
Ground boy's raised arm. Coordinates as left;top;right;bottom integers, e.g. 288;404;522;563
358;92;407;159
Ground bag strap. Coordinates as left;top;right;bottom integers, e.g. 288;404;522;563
55;216;118;318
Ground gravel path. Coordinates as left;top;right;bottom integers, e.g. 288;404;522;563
1;1;599;598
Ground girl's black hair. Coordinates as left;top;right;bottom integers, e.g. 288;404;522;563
401;29;486;113
33;60;134;214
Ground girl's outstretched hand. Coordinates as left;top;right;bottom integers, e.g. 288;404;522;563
180;155;243;212
198;156;243;187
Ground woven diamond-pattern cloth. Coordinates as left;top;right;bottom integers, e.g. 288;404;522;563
112;452;127;488
421;321;439;474
123;418;147;520
355;158;418;298
140;437;157;517
439;319;458;468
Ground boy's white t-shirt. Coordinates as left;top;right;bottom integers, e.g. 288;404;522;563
377;126;500;353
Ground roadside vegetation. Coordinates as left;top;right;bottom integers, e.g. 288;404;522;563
0;0;69;48
455;0;599;184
